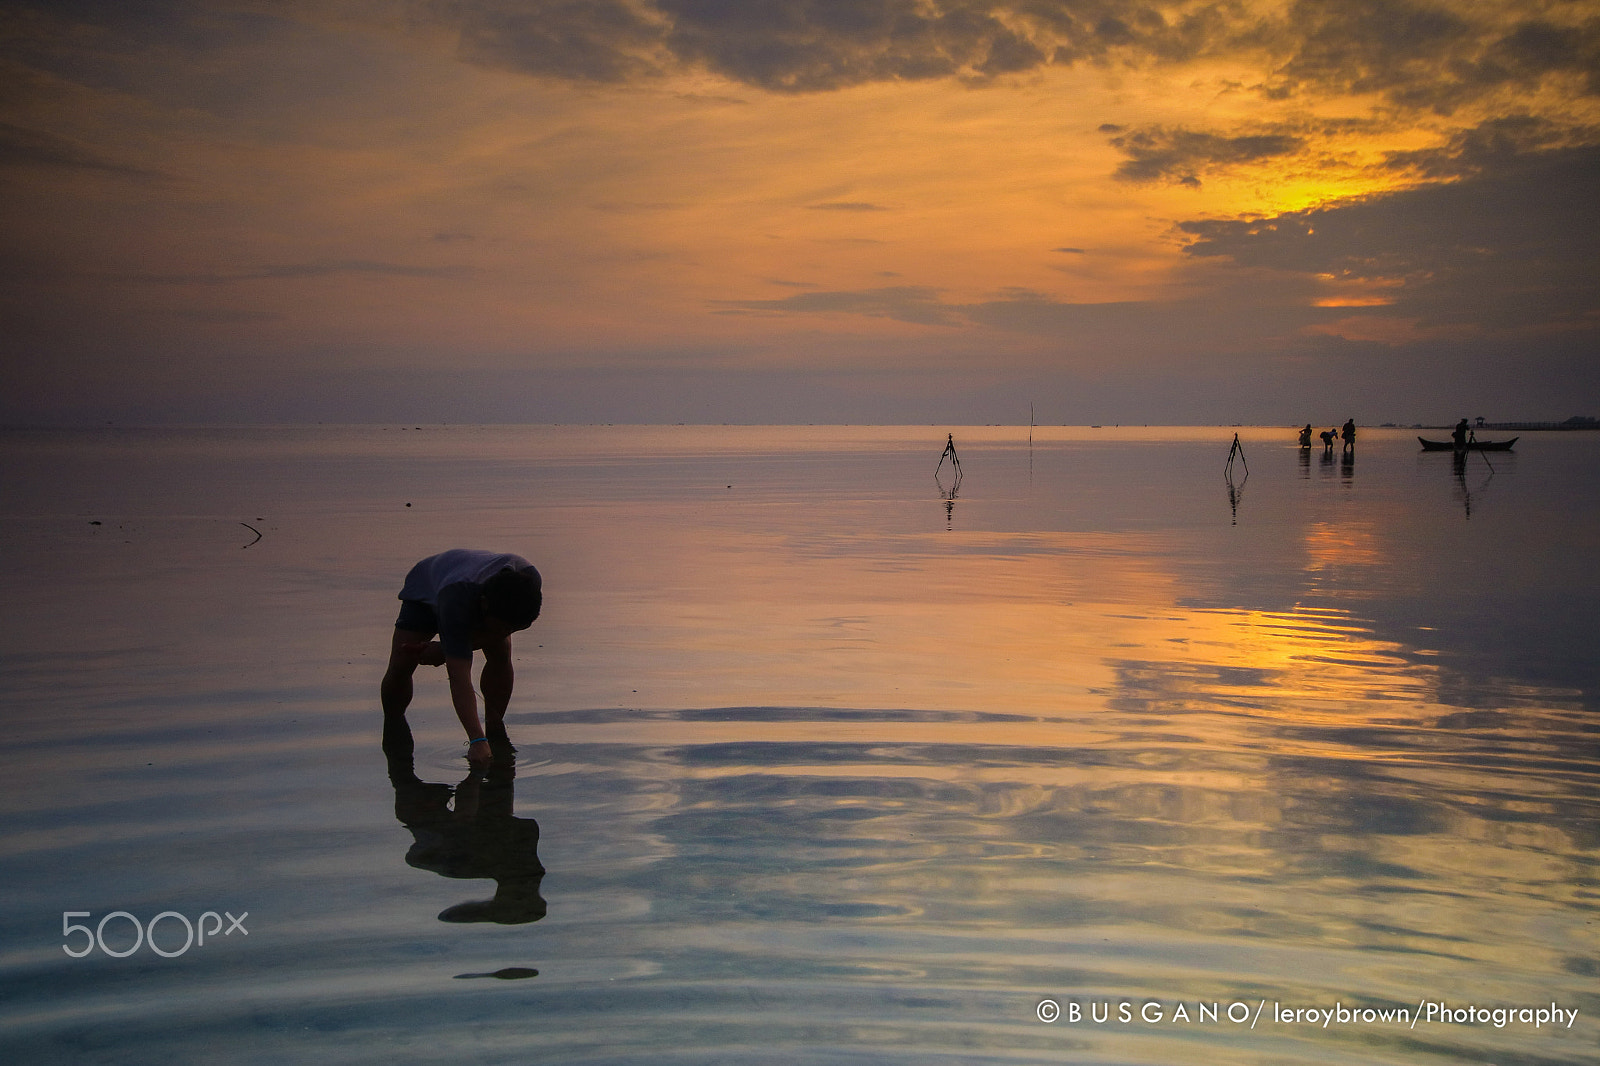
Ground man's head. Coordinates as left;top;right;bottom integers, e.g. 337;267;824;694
482;567;541;632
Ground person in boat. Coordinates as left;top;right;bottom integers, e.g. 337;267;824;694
1298;424;1313;448
1451;418;1470;449
381;549;542;766
1340;419;1356;454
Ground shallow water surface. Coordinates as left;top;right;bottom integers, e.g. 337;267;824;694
1;425;1597;1063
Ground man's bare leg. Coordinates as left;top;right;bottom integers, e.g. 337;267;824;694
381;628;432;720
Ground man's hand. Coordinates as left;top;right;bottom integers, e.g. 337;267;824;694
466;738;492;766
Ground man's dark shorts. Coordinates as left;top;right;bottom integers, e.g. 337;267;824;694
394;599;440;638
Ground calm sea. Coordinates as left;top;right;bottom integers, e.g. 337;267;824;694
1;425;1596;1064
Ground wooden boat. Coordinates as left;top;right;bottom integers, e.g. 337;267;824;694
1417;436;1518;451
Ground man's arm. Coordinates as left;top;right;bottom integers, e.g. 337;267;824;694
445;655;491;764
479;636;514;742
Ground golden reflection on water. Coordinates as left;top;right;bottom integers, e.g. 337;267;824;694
1303;520;1384;571
540;516;1436;725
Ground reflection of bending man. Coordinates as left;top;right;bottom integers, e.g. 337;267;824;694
384;721;547;924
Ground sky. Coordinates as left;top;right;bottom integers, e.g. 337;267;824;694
1;0;1596;425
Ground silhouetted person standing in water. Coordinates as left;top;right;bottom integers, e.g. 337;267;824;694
1298;424;1313;448
381;549;541;766
1341;419;1357;455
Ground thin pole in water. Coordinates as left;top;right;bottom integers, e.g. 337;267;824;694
1467;427;1495;473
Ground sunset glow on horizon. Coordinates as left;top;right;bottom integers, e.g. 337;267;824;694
2;0;1596;424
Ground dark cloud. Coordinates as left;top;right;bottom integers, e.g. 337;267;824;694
156;308;284;322
419;1;1246;91
0;122;162;177
1383;114;1599;179
1484;17;1600;96
1179;144;1600;332
124;260;477;284
656;0;1046;91
0;258;476;286
718;283;1202;340
10;0;1597;113
1103;124;1305;185
718;285;962;325
0;1;458;142
242;259;475;280
439;0;670;83
959;288;1147;333
420;0;1600;111
1265;0;1600;111
1103;107;1600;191
809;201;889;211
588;200;685;213
1268;0;1474;104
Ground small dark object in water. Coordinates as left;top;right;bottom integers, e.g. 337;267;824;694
90;520;101;525
453;967;539;980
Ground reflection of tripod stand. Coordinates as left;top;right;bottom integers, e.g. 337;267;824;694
1224;433;1247;479
1452;440;1495;520
936;433;962;529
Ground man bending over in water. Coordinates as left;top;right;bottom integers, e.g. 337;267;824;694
381;549;541;765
